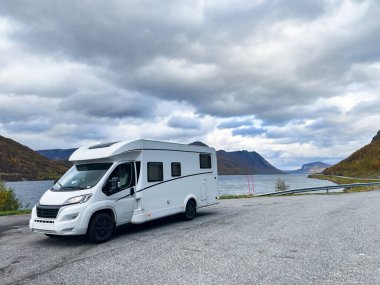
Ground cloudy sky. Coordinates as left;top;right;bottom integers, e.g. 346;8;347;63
0;0;379;169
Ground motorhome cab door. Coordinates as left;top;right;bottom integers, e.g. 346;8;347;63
102;162;136;225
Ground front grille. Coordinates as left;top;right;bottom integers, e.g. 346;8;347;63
36;205;61;219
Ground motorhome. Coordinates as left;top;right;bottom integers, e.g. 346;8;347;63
29;140;219;243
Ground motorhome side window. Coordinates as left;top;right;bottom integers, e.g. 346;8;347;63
147;162;163;182
199;153;212;169
103;163;135;195
171;162;181;177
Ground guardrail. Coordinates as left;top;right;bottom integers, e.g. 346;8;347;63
256;182;380;197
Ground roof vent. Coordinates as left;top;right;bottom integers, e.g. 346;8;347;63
89;142;119;149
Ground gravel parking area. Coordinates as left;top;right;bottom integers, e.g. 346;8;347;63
1;191;380;285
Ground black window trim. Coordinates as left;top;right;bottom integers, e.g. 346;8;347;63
147;162;164;182
171;162;181;177
199;153;212;169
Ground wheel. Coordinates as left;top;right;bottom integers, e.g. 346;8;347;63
183;199;196;221
45;234;59;238
87;212;115;243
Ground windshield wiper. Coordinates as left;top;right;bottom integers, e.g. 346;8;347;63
56;180;64;190
62;186;87;190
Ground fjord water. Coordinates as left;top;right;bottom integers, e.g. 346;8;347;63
219;174;337;196
6;175;336;208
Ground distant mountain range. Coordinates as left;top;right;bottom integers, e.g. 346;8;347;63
216;150;284;175
0;135;68;181
323;130;380;178
37;148;77;161
38;141;284;175
287;162;331;174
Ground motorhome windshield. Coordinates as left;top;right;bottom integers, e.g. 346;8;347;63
52;163;113;191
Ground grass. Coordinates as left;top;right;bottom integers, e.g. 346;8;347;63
308;174;380;184
308;174;380;193
0;209;32;216
219;194;254;199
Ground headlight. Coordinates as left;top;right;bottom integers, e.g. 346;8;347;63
64;194;92;205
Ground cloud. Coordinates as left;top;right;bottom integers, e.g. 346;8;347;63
167;116;201;130
0;0;379;168
232;126;266;137
59;89;157;119
217;119;253;129
4;117;51;133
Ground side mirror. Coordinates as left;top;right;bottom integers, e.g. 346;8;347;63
109;177;120;193
130;187;135;195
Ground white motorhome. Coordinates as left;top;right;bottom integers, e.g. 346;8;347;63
29;140;219;243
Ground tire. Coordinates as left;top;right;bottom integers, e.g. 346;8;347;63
87;212;115;243
183;199;196;221
45;234;59;238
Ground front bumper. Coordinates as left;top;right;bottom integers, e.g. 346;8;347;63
29;204;87;236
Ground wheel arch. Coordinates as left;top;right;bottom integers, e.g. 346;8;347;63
183;194;198;212
81;205;117;233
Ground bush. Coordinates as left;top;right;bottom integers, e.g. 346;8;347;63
275;178;290;192
0;180;20;211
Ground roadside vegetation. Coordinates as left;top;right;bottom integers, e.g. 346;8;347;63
275;178;290;192
321;132;380;178
308;174;380;193
0;180;29;216
0;209;32;216
219;194;254;199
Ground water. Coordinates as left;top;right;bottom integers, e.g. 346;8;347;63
5;175;336;208
5;180;54;208
218;174;336;196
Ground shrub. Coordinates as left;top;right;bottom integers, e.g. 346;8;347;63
275;178;290;192
0;180;20;211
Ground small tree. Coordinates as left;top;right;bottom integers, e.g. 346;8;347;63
275;178;290;192
0;180;20;211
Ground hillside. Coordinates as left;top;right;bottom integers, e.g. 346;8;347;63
217;150;284;175
287;162;331;174
0;135;69;181
323;130;380;178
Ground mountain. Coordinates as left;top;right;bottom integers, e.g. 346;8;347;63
217;150;284;175
38;141;284;176
0;135;69;181
188;142;283;175
37;148;77;161
287;162;331;174
323;130;380;178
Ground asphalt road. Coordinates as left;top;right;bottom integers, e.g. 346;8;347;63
2;191;380;285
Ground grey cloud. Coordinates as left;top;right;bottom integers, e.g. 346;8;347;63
348;99;380;116
4;118;51;133
217;119;253;129
167;116;201;130
59;90;157;119
0;0;379;167
232;126;266;137
0;94;56;122
2;0;379;124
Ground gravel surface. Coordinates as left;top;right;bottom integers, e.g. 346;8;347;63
1;191;380;285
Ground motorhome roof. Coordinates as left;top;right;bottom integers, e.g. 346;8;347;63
69;139;214;162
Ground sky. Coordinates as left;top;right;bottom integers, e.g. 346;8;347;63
0;0;379;170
